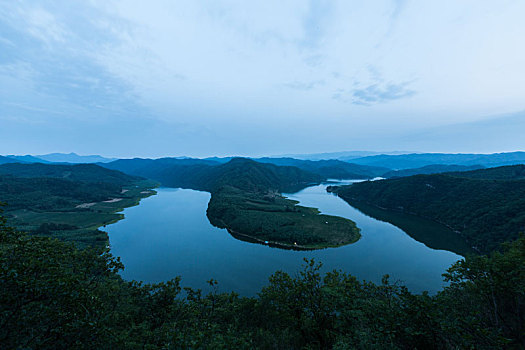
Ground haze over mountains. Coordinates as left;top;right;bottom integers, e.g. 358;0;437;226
3;151;525;175
0;153;117;165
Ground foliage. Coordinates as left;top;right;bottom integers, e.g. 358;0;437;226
2;214;524;348
349;152;525;169
207;186;360;248
0;162;141;184
337;166;525;253
447;164;525;180
382;164;484;178
255;157;388;179
0;165;157;249
126;157;324;193
0;175;123;211
104;156;387;183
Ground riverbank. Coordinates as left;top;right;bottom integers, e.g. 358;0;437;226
6;179;158;248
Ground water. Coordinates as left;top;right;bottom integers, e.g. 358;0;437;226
107;183;463;295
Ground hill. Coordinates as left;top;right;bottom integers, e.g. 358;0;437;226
36;152;117;163
446;164;525;180
200;159;361;248
349;151;525;169
382;164;484;178
108;157;359;249
104;157;324;192
0;163;140;184
256;158;388;179
107;156;386;182
335;165;525;253
273;150;409;160
0;156;19;165
101;157;219;182
0;163;156;247
5;155;50;163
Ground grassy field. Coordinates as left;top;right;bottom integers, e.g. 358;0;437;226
207;186;360;249
4;179;157;248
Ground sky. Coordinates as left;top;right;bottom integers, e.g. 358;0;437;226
1;0;524;158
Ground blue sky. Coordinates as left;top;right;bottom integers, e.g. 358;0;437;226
1;0;524;157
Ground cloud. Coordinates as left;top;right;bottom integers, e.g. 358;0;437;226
1;0;525;156
352;81;416;106
284;80;325;91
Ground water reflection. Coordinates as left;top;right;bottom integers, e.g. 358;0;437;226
107;184;463;296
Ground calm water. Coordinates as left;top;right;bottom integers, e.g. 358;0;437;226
107;183;462;295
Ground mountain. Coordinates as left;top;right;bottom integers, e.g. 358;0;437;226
5;155;51;163
0;163;140;184
0;156;19;165
256;158;388;179
98;158;220;181
446;164;525;180
335;165;525;253
0;162;155;248
103;157;323;192
348;152;525;169
199;158;323;192
382;164;485;178
36;152;117;163
273;150;410;161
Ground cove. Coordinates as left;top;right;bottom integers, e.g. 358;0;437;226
106;183;462;296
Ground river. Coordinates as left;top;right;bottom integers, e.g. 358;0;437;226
106;182;462;295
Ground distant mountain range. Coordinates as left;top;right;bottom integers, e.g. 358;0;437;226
35;153;117;163
101;157;386;183
2;152;525;176
348;151;525;170
0;153;116;164
382;164;485;178
273;150;411;161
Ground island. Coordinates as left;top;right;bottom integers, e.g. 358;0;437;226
207;185;360;249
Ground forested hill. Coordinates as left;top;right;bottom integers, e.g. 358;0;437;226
101;157;219;178
104;157;323;193
0;163;156;247
0;156;19;165
103;156;388;182
382;164;484;178
446;164;525;180
335;165;525;253
0;163;141;184
349;151;525;169
194;158;324;192
255;157;388;179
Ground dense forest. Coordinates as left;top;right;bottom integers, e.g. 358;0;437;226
101;156;386;184
348;151;525;169
335;165;525;253
382;164;484;178
1;158;525;347
0;163;142;184
0;163;156;248
0;158;360;249
1;216;524;349
207;185;360;248
188;158;361;248
253;158;388;179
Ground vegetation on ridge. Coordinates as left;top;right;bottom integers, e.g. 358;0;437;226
207;186;360;249
0;163;157;248
335;165;525;253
